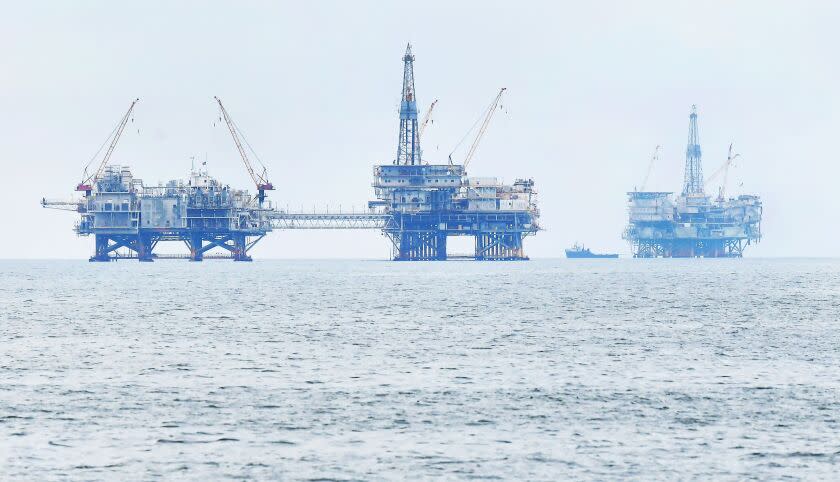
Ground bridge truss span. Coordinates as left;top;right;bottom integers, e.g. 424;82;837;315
268;212;392;230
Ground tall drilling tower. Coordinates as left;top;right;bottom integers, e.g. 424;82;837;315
42;45;541;262
682;105;704;196
397;45;421;166
368;44;540;260
624;106;763;257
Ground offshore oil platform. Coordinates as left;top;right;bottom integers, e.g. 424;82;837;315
42;45;540;261
623;106;762;258
42;98;274;261
367;45;539;260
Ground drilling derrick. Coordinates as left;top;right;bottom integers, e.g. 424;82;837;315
370;45;540;261
397;44;421;166
43;46;540;262
683;105;704;196
624;106;762;258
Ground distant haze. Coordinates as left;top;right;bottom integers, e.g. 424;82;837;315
2;1;838;258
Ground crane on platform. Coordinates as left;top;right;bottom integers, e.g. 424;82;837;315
705;142;740;201
418;99;438;140
76;98;139;196
449;87;507;169
40;198;84;211
640;145;660;191
214;96;274;206
458;88;507;169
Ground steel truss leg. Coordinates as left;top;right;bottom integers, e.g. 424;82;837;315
475;232;525;261
393;231;445;261
136;233;155;262
436;233;447;260
387;229;530;261
184;233;255;261
90;234;113;262
91;232;261;261
187;232;204;261
724;239;744;258
90;234;156;262
232;233;252;262
632;239;667;258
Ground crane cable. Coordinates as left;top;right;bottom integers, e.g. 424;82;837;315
448;106;486;165
449;87;507;169
79;98;139;187
640;145;660;191
81;122;120;181
448;88;507;167
418;99;438;140
704;143;739;188
214;97;271;186
230;115;270;181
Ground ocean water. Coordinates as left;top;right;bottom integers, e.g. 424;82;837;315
1;258;839;480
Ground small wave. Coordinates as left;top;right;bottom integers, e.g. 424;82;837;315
270;440;296;445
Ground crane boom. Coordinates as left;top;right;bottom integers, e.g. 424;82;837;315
214;96;273;204
463;88;506;169
640;145;660;191
704;142;739;200
418;99;438;139
41;198;84;212
76;98;139;193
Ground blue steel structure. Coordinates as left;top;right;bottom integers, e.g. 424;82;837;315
42;98;273;262
44;166;272;261
368;45;539;260
624;106;762;257
683;106;704;196
43;45;539;261
397;44;422;166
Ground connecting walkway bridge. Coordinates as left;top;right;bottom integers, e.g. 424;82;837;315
267;212;390;230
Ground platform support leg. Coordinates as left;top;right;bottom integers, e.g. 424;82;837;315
90;234;112;262
476;232;527;261
396;232;412;260
436;233;447;260
475;234;486;261
136;233;154;262
188;232;204;262
232;234;252;262
509;232;524;259
393;231;443;261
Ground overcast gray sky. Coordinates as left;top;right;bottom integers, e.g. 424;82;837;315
2;0;838;258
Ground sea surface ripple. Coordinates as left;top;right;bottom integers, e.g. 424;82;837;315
1;259;839;480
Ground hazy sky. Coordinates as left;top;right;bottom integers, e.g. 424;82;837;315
2;1;838;258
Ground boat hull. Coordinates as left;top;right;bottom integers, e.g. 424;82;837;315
565;249;618;259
